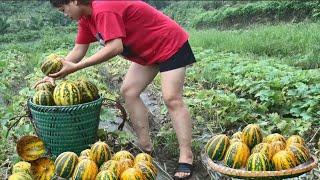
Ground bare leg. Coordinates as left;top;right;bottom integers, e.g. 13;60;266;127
160;67;193;178
120;63;158;152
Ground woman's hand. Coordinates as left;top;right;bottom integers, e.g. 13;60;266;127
34;76;55;88
48;59;79;79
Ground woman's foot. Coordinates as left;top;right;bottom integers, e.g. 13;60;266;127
173;163;193;179
173;153;193;179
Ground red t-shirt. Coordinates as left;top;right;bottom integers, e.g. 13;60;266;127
76;1;189;65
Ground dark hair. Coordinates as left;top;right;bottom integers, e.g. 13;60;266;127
50;0;90;7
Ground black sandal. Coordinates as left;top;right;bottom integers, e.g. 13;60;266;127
173;163;193;180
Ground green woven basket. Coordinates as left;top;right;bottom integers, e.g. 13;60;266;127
27;96;104;156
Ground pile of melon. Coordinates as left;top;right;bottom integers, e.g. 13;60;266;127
205;124;311;171
9;136;54;180
9;137;157;180
55;140;157;180
33;54;99;106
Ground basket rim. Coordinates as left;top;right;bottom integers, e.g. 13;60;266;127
201;150;318;178
27;95;104;109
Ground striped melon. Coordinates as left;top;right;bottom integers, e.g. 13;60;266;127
286;143;310;165
112;150;134;161
80;149;91;157
231;131;242;140
100;160;120;177
78;156;91;162
251;143;274;160
205;134;230;161
224;142;250;169
90;141;112;167
96;170;117;180
32;90;55;106
286;135;305;146
134;161;157;180
76;79;99;103
230;138;241;144
79;149;92;161
12;161;31;175
246;152;272;171
270;141;286;154
54;152;78;178
120;168;144;180
117;158;134;176
8;172;33;180
134;153;153;164
40;54;63;76
53;81;82;106
35;82;55;92
30;157;55;180
241;124;263;149
263;133;286;144
272;150;297;170
72;159;98;180
16;136;46;161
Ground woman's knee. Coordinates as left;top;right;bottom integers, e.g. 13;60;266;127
120;84;140;100
163;93;184;109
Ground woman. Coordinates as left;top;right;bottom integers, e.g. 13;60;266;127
41;0;196;178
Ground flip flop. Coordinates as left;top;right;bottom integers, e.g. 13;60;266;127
173;163;193;180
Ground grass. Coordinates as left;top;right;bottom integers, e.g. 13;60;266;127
189;22;320;69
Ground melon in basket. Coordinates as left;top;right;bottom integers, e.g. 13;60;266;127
263;133;286;144
286;135;305;146
241;124;263;149
286;143;310;165
32;90;55;106
53;81;82;106
35;82;55;92
270;140;286;154
272;150;297;170
246;152;272;171
205;134;230;161
76;78;99;103
224;142;250;169
251;143;274;161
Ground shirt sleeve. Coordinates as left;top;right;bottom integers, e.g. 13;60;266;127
75;18;97;44
95;12;126;42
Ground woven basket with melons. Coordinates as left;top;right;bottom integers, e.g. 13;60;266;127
202;124;318;179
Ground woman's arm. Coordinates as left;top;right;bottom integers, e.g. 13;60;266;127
65;43;90;63
48;38;123;78
76;38;123;70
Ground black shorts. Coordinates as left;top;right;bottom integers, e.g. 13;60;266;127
158;41;196;72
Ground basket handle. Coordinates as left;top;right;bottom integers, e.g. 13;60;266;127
102;98;127;131
5;105;39;138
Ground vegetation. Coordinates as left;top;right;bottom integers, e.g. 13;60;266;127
1;1;320;178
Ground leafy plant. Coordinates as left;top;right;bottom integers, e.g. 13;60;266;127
0;17;9;34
